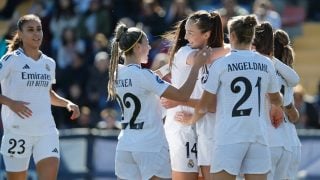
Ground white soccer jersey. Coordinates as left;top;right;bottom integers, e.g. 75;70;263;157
115;64;170;152
0;48;57;136
265;67;292;151
204;50;280;145
283;86;301;147
164;45;195;131
273;57;299;87
196;64;215;140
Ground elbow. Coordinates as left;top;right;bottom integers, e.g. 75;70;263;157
289;111;300;123
287;78;300;87
287;75;300;87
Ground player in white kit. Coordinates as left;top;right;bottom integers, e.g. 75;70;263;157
185;15;283;180
161;11;230;180
274;29;301;180
0;14;80;180
107;23;210;180
252;22;300;180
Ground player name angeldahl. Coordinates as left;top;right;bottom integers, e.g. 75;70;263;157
227;62;268;72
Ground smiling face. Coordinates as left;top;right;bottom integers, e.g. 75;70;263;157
184;19;210;49
137;35;151;64
18;20;43;50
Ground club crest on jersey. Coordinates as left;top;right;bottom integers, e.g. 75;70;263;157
201;65;209;83
187;159;194;168
201;73;208;84
45;64;50;71
156;76;164;84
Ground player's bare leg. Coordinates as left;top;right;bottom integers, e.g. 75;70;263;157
244;173;267;180
36;157;59;180
212;170;235;180
6;171;28;180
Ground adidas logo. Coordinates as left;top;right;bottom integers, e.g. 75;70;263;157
23;64;30;69
52;148;59;153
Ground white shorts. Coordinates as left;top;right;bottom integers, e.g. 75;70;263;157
268;147;292;180
211;143;271;175
115;146;171;180
0;132;60;172
287;146;301;179
165;125;198;172
198;138;213;166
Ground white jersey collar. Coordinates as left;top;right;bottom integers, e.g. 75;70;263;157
18;48;43;61
127;64;141;68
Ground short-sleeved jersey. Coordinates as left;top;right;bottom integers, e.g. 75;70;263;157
266;64;293;150
116;64;170;152
164;45;196;132
0;48;57;136
282;83;301;147
271;57;300;148
196;64;215;139
204;50;280;145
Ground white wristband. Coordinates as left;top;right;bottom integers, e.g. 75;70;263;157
158;64;170;76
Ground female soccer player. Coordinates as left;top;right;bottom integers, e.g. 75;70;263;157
274;29;301;180
162;10;230;180
108;22;210;180
0;14;80;180
189;15;283;180
253;22;299;180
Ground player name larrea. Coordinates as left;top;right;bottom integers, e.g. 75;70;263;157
116;78;132;88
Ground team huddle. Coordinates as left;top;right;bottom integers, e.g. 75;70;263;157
0;9;300;180
111;10;300;180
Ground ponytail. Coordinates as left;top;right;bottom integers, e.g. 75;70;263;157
7;32;22;53
274;29;294;67
162;19;188;69
108;38;120;100
108;23;144;100
282;45;294;67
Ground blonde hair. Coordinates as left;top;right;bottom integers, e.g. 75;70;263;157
108;23;145;100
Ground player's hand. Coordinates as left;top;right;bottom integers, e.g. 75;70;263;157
67;102;80;120
8;100;32;119
175;111;195;125
193;46;212;67
270;105;284;128
160;98;180;109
